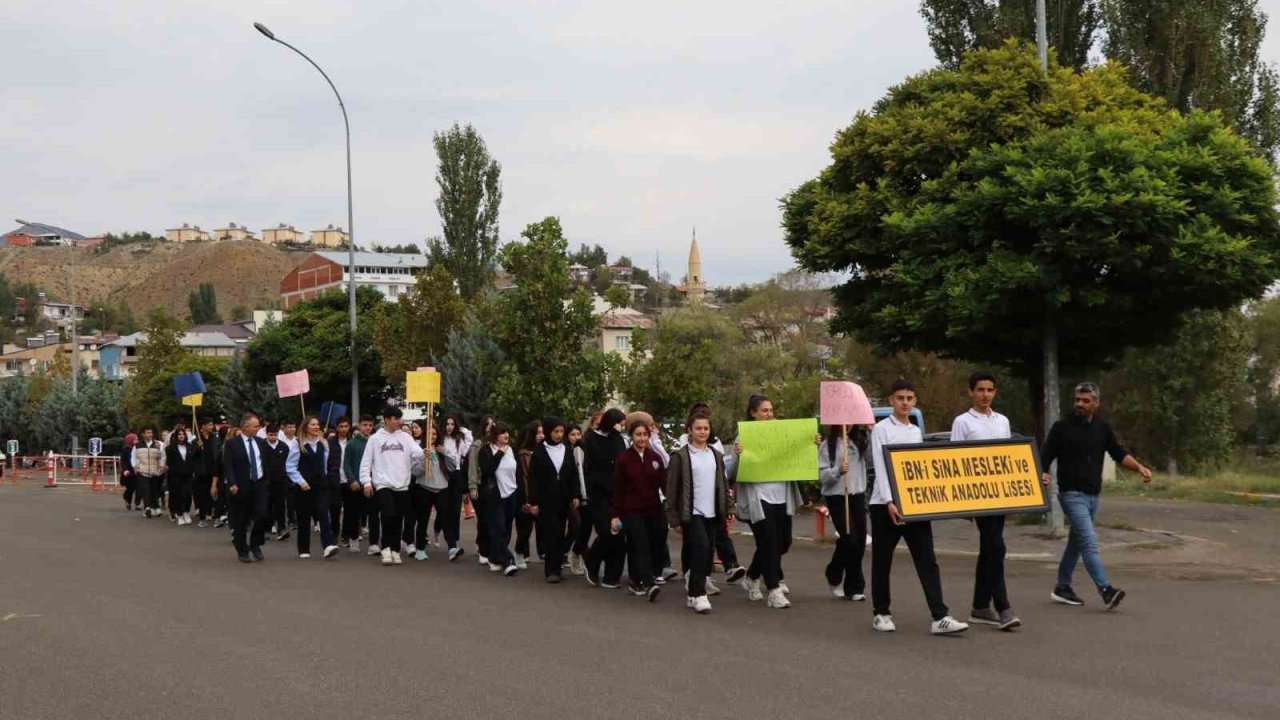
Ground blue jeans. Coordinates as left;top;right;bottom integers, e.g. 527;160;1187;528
1057;491;1110;590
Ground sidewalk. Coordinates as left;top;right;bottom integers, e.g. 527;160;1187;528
766;496;1280;584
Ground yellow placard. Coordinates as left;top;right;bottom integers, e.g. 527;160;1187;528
181;393;204;407
405;371;441;403
882;438;1047;520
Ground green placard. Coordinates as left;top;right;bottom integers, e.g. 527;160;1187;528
735;418;819;483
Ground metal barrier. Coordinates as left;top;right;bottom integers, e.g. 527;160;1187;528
5;454;120;490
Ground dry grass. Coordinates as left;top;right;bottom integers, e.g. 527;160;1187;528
1107;456;1280;507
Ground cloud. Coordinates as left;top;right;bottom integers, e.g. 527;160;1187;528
0;0;938;284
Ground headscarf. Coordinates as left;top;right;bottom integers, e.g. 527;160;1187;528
542;416;566;446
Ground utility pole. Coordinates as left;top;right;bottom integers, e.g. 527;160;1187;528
69;246;80;456
1035;0;1063;533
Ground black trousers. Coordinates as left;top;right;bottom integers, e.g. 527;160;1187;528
122;473;138;506
340;484;364;541
537;505;569;577
328;487;343;540
366;496;382;547
869;504;948;621
682;516;718;597
586;497;625;585
269;479;289;532
573;502;595;556
824;493;868;597
747;502;793;590
140;475;163;511
376;488;410;553
472;491;488;557
295;484;335;554
622;508;668;589
483;492;517;566
440;469;466;548
230;482;270;557
973;514;1010;612
193;475;213;519
286;484;298;528
168;476;193;516
214;478;228;518
515;509;541;559
405;485;447;550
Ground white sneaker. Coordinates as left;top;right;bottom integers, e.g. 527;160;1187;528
778;581;791;596
381;548;393;565
931;616;969;636
568;552;584;575
368;544;382;556
391;551;403;565
323;545;339;559
741;577;764;602
691;595;712;614
705;578;721;596
478;554;489;566
873;614;896;632
183;514;192;525
514;554;529;571
830;583;845;598
661;567;679;581
448;547;463;562
405;544;417;554
414;550;428;561
347;540;361;553
851;593;866;602
767;588;791;609
298;553;311;559
488;562;503;572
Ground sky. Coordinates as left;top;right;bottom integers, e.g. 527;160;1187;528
4;2;1279;286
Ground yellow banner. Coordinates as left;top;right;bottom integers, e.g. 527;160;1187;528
883;438;1047;520
181;393;203;407
405;371;441;403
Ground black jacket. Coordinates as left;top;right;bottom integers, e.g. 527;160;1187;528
164;443;201;483
528;443;580;509
478;444;517;500
263;440;291;484
581;430;626;500
196;432;223;480
221;435;272;491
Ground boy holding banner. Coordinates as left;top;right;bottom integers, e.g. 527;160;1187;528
950;372;1021;631
869;381;968;635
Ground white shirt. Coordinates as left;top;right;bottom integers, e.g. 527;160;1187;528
494;445;518;498
756;481;789;505
688;444;717;518
674;433;725;455
176;445;187;460
950;408;1012;442
544;442;566;472
337;437;349;482
870;414;923;505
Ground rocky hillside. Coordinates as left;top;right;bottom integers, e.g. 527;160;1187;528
0;240;308;320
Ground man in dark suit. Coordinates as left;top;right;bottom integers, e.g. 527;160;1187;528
219;413;272;563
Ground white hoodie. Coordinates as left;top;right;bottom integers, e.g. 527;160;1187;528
359;427;424;492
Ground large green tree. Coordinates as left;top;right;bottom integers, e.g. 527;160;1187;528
439;306;506;431
782;44;1280;436
1103;0;1280;162
921;0;1101;70
1105;309;1250;474
426;123;503;300
188;282;222;325
244;287;389;417
373;265;465;386
490;218;614;424
122;310;229;429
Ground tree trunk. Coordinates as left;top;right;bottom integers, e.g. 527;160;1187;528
1043;325;1064;533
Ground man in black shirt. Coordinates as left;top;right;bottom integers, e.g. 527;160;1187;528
1041;382;1152;610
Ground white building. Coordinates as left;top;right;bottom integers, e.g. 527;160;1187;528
279;251;427;308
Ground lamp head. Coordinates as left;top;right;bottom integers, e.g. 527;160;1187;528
253;22;275;40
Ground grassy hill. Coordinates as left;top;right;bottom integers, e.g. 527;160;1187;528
0;240;308;321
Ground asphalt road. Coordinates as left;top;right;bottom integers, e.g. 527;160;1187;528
2;485;1277;720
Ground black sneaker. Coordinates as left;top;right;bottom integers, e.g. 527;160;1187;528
585;567;600;587
628;585;647;597
250;547;264;562
646;585;662;603
238;554;251;563
968;608;1000;626
1051;585;1084;606
1100;586;1126;611
725;566;747;584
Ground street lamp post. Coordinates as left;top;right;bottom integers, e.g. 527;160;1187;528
253;22;360;420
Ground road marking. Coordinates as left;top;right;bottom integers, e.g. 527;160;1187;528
1;613;42;622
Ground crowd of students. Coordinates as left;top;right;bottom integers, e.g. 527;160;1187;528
116;372;1150;635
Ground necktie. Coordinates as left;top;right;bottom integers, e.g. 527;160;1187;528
248;439;259;482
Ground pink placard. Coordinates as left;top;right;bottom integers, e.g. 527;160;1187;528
820;381;875;426
275;369;311;398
